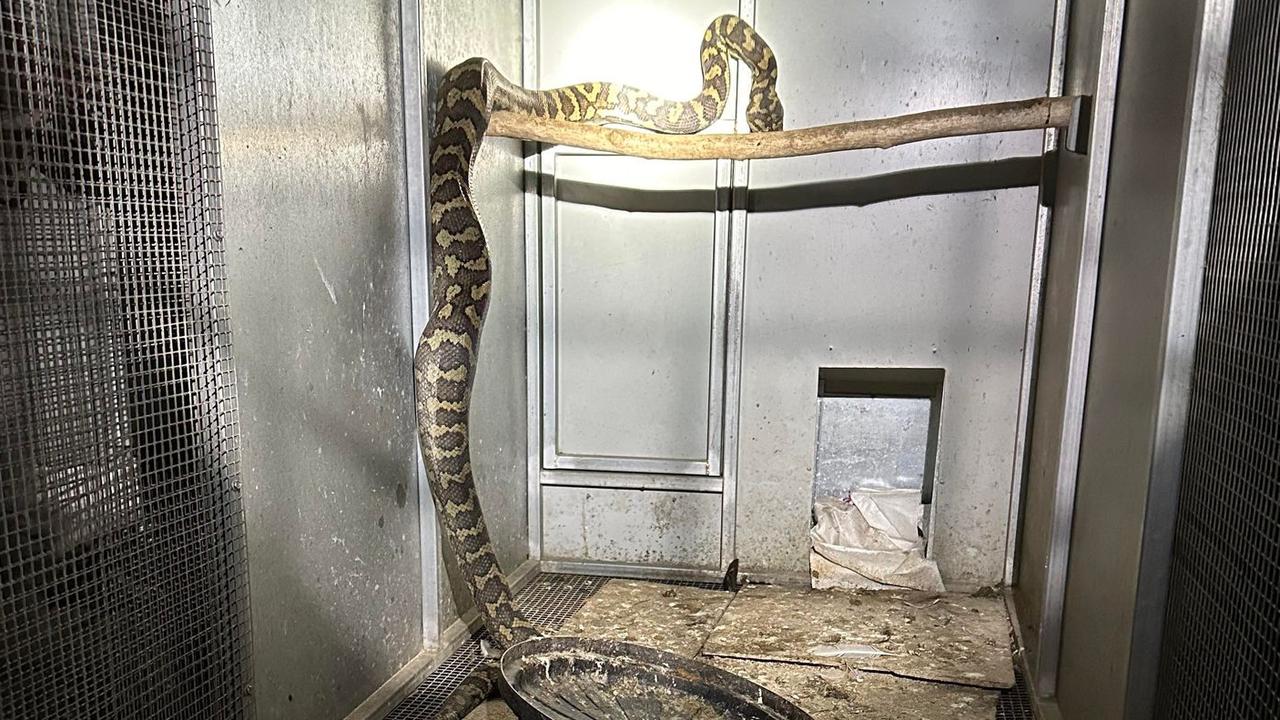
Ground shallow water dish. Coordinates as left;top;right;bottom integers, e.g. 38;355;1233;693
499;637;814;720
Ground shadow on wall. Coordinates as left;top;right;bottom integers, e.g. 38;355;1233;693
528;154;1045;213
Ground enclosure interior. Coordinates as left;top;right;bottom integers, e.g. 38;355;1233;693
203;0;1057;716
6;0;1273;719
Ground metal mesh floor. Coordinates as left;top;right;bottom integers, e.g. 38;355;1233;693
389;573;1033;720
996;663;1034;720
386;574;610;720
1;1;249;718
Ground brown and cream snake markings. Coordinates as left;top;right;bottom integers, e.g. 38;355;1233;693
417;15;783;717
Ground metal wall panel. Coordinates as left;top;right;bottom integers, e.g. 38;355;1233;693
536;0;737;478
736;0;1054;585
551;155;718;465
541;486;723;568
420;0;531;639
211;1;421;717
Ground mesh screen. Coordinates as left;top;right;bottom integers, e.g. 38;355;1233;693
1155;1;1280;717
1;1;250;718
387;574;613;720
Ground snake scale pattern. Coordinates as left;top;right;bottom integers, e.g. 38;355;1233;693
418;14;783;717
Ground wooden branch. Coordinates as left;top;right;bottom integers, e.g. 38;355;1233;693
487;96;1078;160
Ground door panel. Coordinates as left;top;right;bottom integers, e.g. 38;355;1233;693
550;155;720;467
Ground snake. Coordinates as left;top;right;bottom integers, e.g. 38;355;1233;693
416;14;783;717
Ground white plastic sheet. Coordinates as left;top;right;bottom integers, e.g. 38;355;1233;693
809;490;945;592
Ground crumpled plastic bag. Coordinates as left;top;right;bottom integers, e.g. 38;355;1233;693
809;490;945;592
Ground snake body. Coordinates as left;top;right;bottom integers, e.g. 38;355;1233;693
418;14;783;714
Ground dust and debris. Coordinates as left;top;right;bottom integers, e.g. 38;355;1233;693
971;585;1001;598
702;585;1015;688
707;658;998;720
502;639;811;720
556;579;732;658
525;580;1012;719
461;700;516;720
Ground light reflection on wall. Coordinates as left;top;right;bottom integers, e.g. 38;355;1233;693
554;5;722;101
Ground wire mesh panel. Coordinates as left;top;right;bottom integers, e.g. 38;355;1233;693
1;1;249;718
387;575;612;720
1155;1;1280;717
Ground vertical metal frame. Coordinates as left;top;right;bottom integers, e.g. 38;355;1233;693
1004;0;1072;585
1036;0;1128;696
522;0;544;567
707;157;734;475
720;187;748;569
1125;0;1235;714
398;0;439;648
719;0;755;570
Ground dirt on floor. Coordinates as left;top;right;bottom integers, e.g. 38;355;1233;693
465;579;1015;719
702;584;1015;688
556;579;735;658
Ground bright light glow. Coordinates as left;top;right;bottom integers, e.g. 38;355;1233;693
553;5;712;100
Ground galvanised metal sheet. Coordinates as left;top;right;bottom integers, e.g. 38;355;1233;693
211;0;422;716
541;486;722;568
737;0;1054;585
552;154;718;464
814;396;933;497
531;0;738;570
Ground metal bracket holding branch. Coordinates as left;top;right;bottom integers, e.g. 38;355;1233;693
1065;95;1093;155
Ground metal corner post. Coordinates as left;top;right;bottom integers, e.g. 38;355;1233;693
1004;0;1073;586
1124;0;1236;715
398;0;439;649
718;0;758;572
523;0;545;564
1036;0;1127;697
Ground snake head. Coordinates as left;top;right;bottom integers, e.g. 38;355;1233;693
746;88;784;133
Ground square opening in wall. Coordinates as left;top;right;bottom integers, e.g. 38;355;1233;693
810;367;945;592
